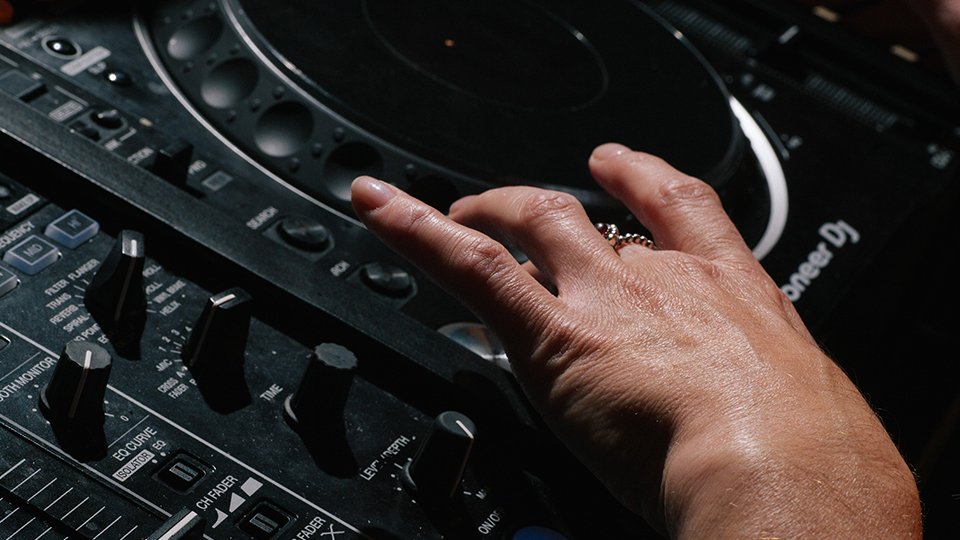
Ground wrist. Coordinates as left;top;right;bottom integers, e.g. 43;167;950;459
662;385;922;539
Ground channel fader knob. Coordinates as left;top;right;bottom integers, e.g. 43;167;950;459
39;342;113;461
182;288;253;413
84;230;147;358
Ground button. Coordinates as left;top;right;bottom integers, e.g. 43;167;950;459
0;266;19;297
0;70;47;101
277;217;330;251
512;527;570;540
156;454;210;493
238;501;292;540
0;182;12;201
3;235;60;275
44;38;80;57
45;209;100;248
359;262;414;298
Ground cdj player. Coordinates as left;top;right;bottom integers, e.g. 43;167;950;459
1;0;959;538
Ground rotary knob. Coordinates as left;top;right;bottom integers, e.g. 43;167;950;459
284;343;357;431
402;411;476;500
284;344;359;477
39;342;113;461
182;288;253;413
84;230;147;358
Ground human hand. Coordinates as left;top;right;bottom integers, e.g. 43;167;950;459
351;144;921;538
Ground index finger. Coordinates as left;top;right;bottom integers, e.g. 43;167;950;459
350;176;559;351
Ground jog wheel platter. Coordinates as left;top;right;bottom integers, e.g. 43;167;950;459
144;0;780;252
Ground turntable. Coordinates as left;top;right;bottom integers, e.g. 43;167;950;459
144;0;786;254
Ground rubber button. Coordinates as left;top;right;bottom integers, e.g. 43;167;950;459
3;235;60;275
238;501;292;540
359;262;413;298
277;217;330;251
157;456;207;492
45;209;100;249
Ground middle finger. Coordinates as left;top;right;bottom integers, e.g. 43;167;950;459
448;186;621;292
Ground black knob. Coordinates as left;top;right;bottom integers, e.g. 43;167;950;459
284;344;359;477
284;343;357;430
85;230;146;320
150;139;194;186
183;288;253;413
84;230;147;358
402;411;476;500
91;108;124;130
39;342;113;461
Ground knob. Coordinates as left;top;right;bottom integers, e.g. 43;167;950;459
284;344;359;477
150;139;194;186
39;342;113;461
284;343;357;430
91;108;124;130
182;288;253;413
84;230;147;359
402;411;476;500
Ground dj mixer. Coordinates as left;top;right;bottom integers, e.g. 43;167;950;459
2;0;959;537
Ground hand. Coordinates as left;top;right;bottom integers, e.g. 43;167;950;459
351;144;921;538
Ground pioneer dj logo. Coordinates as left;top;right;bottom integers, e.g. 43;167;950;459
780;220;861;302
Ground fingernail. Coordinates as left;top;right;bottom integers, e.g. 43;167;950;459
592;143;631;161
351;176;397;211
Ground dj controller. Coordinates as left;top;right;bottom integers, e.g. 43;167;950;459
1;0;959;538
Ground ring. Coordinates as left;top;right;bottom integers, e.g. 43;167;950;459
595;223;656;251
595;223;620;247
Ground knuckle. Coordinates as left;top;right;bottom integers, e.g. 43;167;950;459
447;231;515;277
516;190;582;228
654;174;721;211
